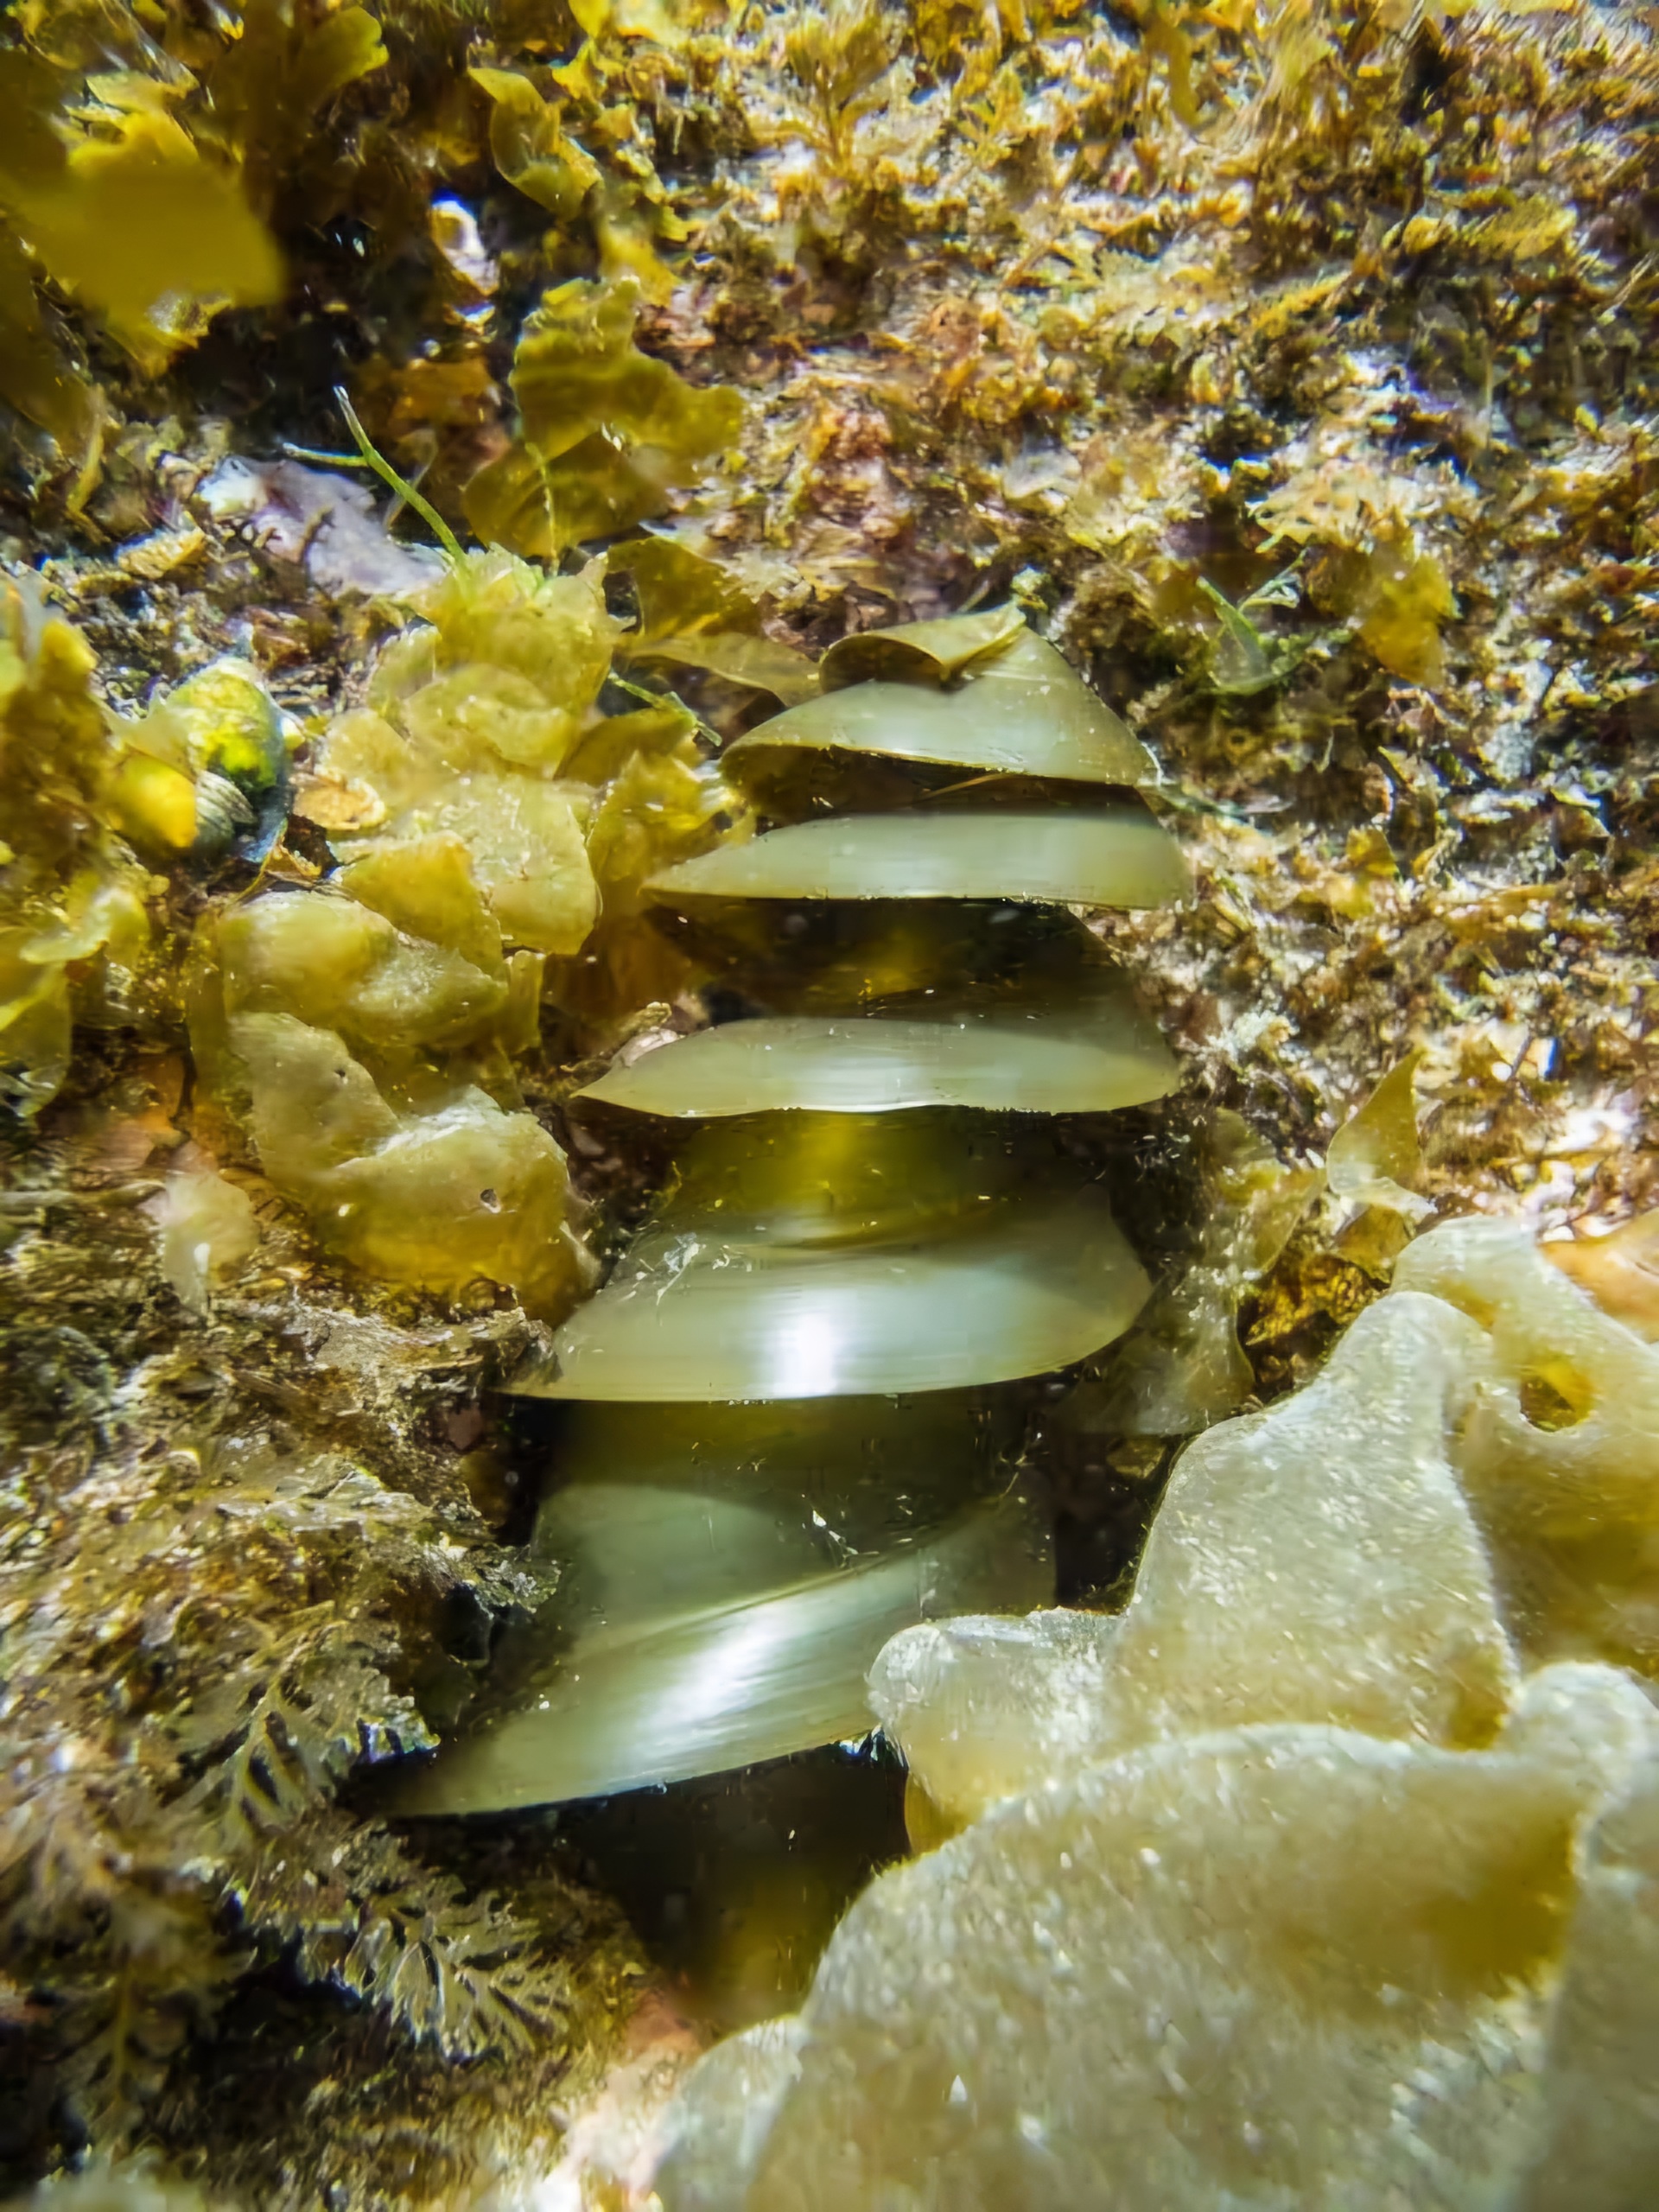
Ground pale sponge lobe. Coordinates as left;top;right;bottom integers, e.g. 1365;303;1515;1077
1524;1752;1659;2209
874;1287;1516;1828
308;549;737;988
192;797;599;1315
309;551;613;959
218;883;509;1055
660;1681;1659;2212
1395;1215;1659;1676
150;1163;260;1312
656;1221;1659;2211
231;1011;594;1318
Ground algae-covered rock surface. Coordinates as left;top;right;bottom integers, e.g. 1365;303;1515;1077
2;0;1657;2202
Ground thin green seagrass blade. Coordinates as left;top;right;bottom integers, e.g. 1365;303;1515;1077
645;804;1190;911
574;982;1180;1118
512;1181;1150;1400
391;1483;1052;1815
726;628;1154;797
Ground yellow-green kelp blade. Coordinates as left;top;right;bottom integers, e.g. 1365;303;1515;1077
645;804;1189;911
391;1484;1051;1815
513;1182;1150;1400
575;988;1180;1118
726;628;1154;792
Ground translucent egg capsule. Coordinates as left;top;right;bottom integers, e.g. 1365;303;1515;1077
401;1393;1045;1813
572;982;1179;1121
403;609;1185;1814
644;804;1190;912
723;627;1155;796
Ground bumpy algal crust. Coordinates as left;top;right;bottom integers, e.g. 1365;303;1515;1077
655;1223;1659;2208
